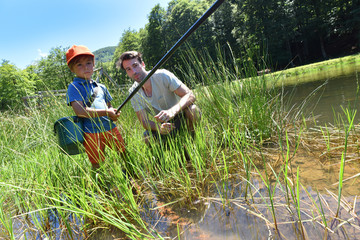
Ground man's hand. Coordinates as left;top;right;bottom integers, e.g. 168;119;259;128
107;107;121;121
155;109;177;123
159;123;175;135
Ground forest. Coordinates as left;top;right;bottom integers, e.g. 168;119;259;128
0;0;359;110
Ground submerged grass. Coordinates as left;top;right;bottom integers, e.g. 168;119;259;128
1;47;360;239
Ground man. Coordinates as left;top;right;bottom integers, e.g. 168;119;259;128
117;51;201;144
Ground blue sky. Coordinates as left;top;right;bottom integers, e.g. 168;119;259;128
0;0;170;69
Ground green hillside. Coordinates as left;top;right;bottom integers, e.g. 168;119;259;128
93;46;116;63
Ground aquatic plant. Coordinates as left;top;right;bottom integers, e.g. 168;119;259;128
1;48;360;239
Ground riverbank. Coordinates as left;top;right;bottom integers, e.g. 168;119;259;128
266;53;360;87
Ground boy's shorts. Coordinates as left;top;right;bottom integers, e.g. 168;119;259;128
144;112;186;142
83;127;125;165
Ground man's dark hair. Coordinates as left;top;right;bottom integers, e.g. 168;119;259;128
116;51;143;70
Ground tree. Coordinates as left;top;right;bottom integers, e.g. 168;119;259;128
112;29;142;84
141;4;166;68
112;29;141;65
32;46;73;90
162;0;214;68
211;0;237;50
0;60;35;110
324;0;360;55
291;0;334;61
233;0;297;68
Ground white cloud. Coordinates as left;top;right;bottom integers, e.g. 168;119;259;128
37;49;48;58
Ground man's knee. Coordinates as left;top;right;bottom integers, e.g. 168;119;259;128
143;130;160;145
184;104;201;123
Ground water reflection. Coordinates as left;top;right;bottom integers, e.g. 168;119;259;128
188;177;360;240
283;69;360;125
0;209;85;240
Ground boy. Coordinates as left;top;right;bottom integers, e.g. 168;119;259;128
66;45;125;169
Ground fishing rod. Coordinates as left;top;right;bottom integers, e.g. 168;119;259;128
116;0;225;114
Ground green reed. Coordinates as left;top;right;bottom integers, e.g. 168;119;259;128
0;71;298;238
0;195;14;240
3;45;357;239
0;103;153;239
336;107;356;217
295;166;305;238
320;124;331;152
283;131;292;206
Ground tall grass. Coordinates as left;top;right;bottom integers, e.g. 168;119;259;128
0;195;14;240
335;107;357;217
1;46;359;239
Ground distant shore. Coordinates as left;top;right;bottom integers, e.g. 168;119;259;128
267;53;360;87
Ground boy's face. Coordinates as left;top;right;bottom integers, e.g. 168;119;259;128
122;58;147;83
70;55;94;80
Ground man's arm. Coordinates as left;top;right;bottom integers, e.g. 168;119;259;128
136;109;174;135
154;84;196;123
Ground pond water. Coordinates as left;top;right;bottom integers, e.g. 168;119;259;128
3;66;360;240
282;66;360;125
